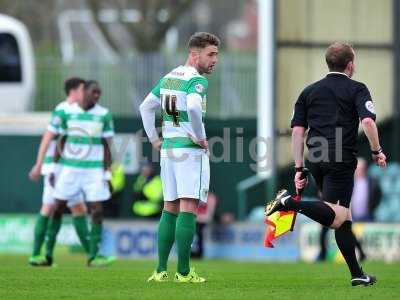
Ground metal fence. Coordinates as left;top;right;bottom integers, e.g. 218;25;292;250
34;52;257;118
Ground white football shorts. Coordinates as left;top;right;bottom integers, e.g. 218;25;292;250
53;167;110;204
42;173;84;207
160;149;210;203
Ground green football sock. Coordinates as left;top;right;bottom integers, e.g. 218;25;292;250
73;215;90;254
45;217;62;258
32;214;49;256
175;212;196;276
156;210;178;273
89;223;102;260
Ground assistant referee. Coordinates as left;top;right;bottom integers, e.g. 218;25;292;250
267;42;386;286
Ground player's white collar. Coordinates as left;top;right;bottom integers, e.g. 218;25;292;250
183;64;200;75
327;71;349;77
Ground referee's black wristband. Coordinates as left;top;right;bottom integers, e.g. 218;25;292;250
295;166;304;172
371;147;383;155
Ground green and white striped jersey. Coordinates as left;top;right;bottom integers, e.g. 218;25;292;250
42;101;70;175
151;65;208;149
47;102;114;170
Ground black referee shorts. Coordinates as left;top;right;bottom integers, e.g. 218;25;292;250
306;158;357;208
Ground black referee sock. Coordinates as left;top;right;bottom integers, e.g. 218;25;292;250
284;198;335;227
335;221;363;278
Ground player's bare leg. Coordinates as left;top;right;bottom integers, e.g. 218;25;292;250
148;200;179;282
174;198;205;283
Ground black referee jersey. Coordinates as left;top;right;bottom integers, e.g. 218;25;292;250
290;72;377;206
291;72;376;161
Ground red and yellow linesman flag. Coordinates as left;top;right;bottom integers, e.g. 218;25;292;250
264;194;301;248
264;169;308;248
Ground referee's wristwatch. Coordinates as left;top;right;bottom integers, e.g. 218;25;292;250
371;147;383;155
295;166;304;173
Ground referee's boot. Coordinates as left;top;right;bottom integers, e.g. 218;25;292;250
265;189;291;216
351;274;377;287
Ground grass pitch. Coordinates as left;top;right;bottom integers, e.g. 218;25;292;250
0;254;398;300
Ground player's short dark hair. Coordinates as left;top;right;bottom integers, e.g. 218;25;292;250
84;80;99;90
64;77;85;95
188;32;220;49
325;42;355;72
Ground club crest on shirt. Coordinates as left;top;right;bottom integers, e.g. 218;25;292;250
365;100;375;114
195;83;204;93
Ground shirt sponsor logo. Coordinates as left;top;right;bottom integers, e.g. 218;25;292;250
171;71;185;76
195;83;204;93
365;100;375;114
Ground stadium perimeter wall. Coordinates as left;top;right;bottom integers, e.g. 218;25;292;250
0;117;258;217
0;116;395;217
1;214;399;262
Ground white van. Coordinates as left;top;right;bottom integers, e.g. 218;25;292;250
0;14;35;112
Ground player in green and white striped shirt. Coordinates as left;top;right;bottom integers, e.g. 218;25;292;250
28;78;88;266
44;80;115;267
140;32;220;283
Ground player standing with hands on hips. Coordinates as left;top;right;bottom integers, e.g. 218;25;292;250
140;32;220;283
266;42;386;286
